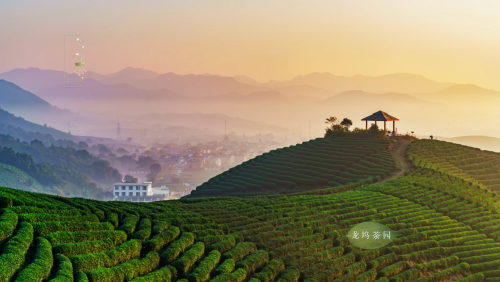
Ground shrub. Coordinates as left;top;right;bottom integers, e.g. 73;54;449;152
344;261;366;275
181;224;229;234
15;237;53;282
356;248;386;262
222;242;257;262
453;248;500;258
269;242;304;260
235;249;269;275
211;268;247;282
343;245;362;255
447;243;500;254
172;242;205;278
196;235;233;246
160;232;195;264
119;214;140;235
356;269;377;282
386;240;438;255
288;247;343;270
128;265;177;282
131;218;152;242
388;268;419;282
76;272;89;282
0;222;34;282
32;221;114;237
276;222;304;233
398;247;444;262
85;251;159;282
256;236;295;251
455;273;484;282
300;253;354;280
286;227;313;239
254;259;286;282
104;212;119;228
331;273;356;282
239;225;275;237
214;259;235;275
295;233;324;245
187;250;220;282
18;213;98;224
308;239;334;252
414;263;470;282
206;235;236;254
71;239;142;272
143;226;180;253
50;254;73;282
44;230;127;246
152;221;169;236
0;210;17;243
276;266;300;282
246;231;285;244
192;229;224;238
463;253;500;265
378;261;410;278
53;238;120;258
439;235;487;247
303;266;343;282
333;236;350;247
415;256;459;272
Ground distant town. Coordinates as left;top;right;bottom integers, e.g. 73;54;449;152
94;132;303;200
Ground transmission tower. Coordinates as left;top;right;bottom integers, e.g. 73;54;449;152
116;122;121;139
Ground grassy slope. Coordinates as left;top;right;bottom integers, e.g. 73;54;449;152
189;137;396;198
0;163;46;192
0;138;499;281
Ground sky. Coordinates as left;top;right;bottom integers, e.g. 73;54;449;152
2;0;500;88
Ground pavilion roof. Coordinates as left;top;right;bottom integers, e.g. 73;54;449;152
361;111;399;121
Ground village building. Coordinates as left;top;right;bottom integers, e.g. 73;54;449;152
113;182;168;202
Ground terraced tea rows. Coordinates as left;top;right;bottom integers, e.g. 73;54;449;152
0;137;498;282
190;138;395;198
0;163;45;191
408;139;500;192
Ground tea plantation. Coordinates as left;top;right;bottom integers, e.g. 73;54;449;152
189;138;395;197
1;138;500;281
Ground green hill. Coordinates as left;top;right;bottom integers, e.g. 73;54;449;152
0;163;46;192
1;138;500;281
190;138;395;198
0;107;76;141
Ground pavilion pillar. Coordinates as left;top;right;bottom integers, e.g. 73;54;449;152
366;120;368;130
375;121;377;127
384;121;386;131
393;121;395;132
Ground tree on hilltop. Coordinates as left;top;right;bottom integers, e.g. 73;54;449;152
340;118;353;129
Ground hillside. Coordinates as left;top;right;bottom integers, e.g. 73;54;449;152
189;138;395;197
0;107;76;141
408;140;500;191
1;137;500;281
439;136;500;153
0;163;46;192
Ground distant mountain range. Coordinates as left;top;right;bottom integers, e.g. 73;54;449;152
0;68;455;100
235;72;454;94
438;135;500;153
3;67;500;138
0;107;76;141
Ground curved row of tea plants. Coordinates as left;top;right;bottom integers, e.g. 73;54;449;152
190;137;395;197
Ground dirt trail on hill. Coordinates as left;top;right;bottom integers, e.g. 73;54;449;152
385;140;413;181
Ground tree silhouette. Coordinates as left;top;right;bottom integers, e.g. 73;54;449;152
340;118;353;129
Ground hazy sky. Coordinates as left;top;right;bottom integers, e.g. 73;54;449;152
2;0;500;88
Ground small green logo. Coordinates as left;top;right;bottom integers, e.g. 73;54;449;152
347;222;401;249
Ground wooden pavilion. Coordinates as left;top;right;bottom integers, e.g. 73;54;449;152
362;111;399;131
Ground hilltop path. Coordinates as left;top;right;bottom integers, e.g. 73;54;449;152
385;139;414;181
